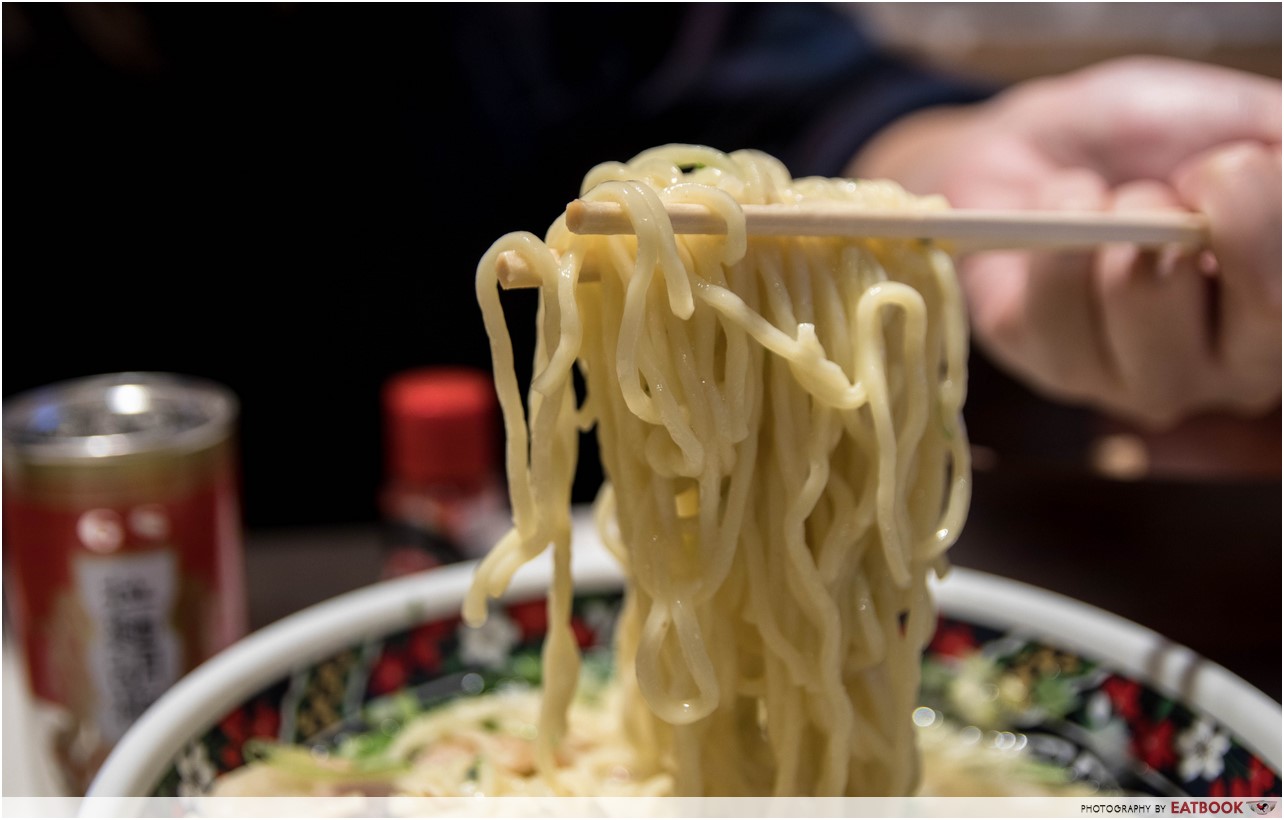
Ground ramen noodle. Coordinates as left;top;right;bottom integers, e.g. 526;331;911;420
465;146;969;795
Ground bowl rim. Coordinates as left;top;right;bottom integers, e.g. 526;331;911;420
87;539;1282;800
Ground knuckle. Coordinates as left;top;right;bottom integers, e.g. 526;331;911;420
1206;142;1264;178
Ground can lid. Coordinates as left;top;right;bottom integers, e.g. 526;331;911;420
3;372;238;463
383;368;498;489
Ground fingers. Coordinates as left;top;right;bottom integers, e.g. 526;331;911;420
961;167;1118;403
1094;181;1214;425
1173;141;1282;313
1172;141;1283;413
1018;169;1118;400
963;162;1279;428
1035;57;1282;182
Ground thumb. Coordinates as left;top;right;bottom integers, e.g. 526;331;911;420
1172;141;1282;312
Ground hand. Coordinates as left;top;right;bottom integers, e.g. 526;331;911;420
852;57;1281;428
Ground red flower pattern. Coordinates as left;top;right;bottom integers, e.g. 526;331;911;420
369;652;409;696
1207;777;1266;798
571;618;594;648
220;745;242;769
929;621;977;659
408;629;442;671
1247;757;1277;794
1102;676;1143;722
251;701;280;740
1133;717;1178;771
507;600;548;640
218;709;249;744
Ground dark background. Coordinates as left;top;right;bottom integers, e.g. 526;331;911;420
4;3;1279;700
3;3;987;525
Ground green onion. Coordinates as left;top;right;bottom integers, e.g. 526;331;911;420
243;739;409;783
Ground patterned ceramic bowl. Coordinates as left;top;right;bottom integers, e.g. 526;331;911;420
87;520;1281;806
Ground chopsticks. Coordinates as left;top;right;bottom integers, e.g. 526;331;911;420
495;200;1209;289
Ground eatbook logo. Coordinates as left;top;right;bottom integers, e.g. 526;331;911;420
1249;801;1276;816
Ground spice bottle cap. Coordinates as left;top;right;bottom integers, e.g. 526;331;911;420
382;368;497;490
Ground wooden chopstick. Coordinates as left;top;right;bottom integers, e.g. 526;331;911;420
495;200;1209;290
567;200;1208;246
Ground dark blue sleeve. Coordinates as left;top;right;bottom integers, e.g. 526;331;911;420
631;3;997;176
449;3;996;178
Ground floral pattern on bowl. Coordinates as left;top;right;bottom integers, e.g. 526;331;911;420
921;617;1281;797
155;593;617;798
155;595;1280;798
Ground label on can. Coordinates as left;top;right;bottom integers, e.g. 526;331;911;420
3;373;245;793
73;549;182;743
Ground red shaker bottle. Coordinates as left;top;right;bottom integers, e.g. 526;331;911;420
380;368;506;577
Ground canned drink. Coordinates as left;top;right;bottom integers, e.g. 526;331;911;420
3;373;246;794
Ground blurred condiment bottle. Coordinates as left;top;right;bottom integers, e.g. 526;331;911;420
380;368;508;577
2;373;246;795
